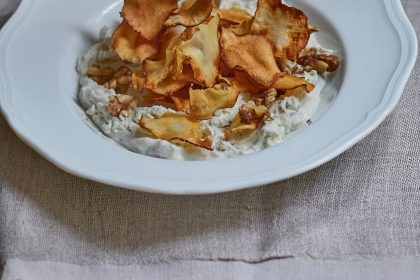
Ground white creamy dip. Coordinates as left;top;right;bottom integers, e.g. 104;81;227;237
77;5;333;160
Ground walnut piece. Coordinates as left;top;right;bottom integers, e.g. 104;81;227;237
239;101;269;124
297;48;340;74
86;64;133;94
107;94;137;118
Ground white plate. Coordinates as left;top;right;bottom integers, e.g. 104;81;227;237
0;0;417;194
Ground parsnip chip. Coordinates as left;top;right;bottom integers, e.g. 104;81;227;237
170;87;191;113
272;74;314;92
189;84;239;119
251;0;310;60
230;19;252;35
139;113;212;149
165;0;213;27
144;77;189;95
230;70;262;94
121;0;178;40
111;21;159;64
214;7;252;25
179;0;196;11
220;28;281;88
180;15;220;87
139;91;173;107
144;26;185;87
283;86;306;97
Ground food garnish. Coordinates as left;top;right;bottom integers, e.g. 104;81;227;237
86;0;340;150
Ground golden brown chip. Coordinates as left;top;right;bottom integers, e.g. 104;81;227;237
180;15;221;87
214;7;252;25
230;70;262;94
220;28;281;88
179;0;196;11
283;85;307;97
144;77;189;95
144;26;185;87
111;21;159;64
165;0;213;27
189;84;239;119
170;87;191;113
230;19;252;35
308;24;318;34
272;74;314;92
121;0;178;40
139;91;173;106
251;0;310;60
139;113;212;149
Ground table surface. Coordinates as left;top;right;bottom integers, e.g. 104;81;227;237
1;0;419;279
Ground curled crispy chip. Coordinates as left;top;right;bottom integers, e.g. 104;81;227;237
170;87;191;113
121;0;178;40
111;21;159;64
189;84;239;119
179;0;196;11
144;26;185;87
165;0;213;27
139;113;212;149
180;15;220;87
230;70;262;94
144;77;189;95
220;28;281;87
214;7;252;24
283;86;307;97
230;19;252;35
251;0;310;60
272;74;314;92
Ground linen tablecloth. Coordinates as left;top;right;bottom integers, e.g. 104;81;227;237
1;0;419;279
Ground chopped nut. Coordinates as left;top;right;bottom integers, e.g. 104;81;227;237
297;48;340;73
239;101;269;124
263;89;277;107
251;89;278;108
108;94;136;118
86;64;115;84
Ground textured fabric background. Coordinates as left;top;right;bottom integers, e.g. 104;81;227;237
1;0;419;278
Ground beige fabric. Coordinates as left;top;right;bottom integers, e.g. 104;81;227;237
0;0;419;278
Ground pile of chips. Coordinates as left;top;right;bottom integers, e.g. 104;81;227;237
94;0;339;149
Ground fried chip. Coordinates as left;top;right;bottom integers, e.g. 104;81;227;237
170;87;191;113
272;74;314;92
165;0;213;27
251;0;310;60
139;113;212;149
111;21;159;64
189;84;239;119
121;0;178;40
144;26;185;87
283;85;307;97
180;15;220;87
230;19;252;35
230;70;262;94
220;28;281;88
179;0;196;11
139;91;173;106
214;7;252;24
